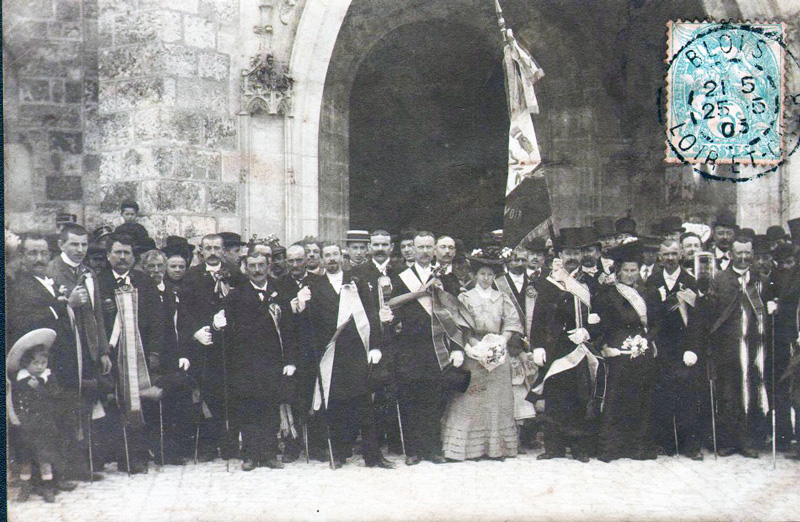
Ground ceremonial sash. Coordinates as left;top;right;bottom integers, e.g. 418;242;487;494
742;281;768;416
615;283;648;330
110;287;152;425
546;271;591;308
495;275;535;336
313;283;370;411
675;286;697;327
531;343;599;396
399;268;472;371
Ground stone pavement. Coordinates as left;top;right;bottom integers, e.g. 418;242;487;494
7;450;800;522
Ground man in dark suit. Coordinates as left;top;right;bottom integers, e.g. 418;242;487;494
179;233;238;460
8;232;96;483
388;231;466;466
305;243;393;468
221;250;298;471
96;233;164;473
495;245;536;340
707;235;768;458
529;228;599;463
646;238;705;460
47;224;112;383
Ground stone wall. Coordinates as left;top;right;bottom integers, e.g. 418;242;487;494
91;0;240;241
3;0;98;231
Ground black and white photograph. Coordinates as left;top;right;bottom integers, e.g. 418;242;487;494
3;0;800;520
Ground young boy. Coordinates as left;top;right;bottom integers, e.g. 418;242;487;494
8;329;77;502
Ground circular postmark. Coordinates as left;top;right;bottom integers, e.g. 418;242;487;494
663;21;800;182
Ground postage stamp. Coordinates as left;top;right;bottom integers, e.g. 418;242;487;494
665;21;786;166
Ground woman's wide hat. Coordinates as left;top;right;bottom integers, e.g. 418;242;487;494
7;328;57;374
608;239;644;264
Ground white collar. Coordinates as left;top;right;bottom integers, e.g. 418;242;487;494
415;263;432;277
372;258;390;273
663;267;681;288
508;271;525;282
732;266;749;277
113;270;131;280
205;263;222;273
17;368;51;383
60;252;81;268
250;281;269;292
326;270;344;282
34;275;55;287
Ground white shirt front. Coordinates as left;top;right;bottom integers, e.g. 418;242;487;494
415;263;432;283
716;247;731;270
373;258;391;275
640;264;654;281
326;270;344;294
35;276;56;297
250;281;269;300
509;272;525;293
112;271;131;286
663;267;681;291
205;263;222;273
60;253;95;307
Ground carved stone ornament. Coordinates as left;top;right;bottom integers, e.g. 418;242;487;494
241;52;294;115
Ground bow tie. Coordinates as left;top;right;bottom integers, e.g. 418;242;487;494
115;277;128;286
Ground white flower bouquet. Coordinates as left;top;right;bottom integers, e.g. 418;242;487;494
465;333;508;372
621;334;649;359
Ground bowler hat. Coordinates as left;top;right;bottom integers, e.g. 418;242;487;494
660;216;685;234
7;329;57;374
740;228;756;241
774;243;797;262
592;217;615;238
525;236;548;253
766;225;788;243
442;364;471;393
615;217;637;235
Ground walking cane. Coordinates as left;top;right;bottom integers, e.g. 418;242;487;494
709;375;718;461
673;416;680;457
159;400;166;467
194;344;209;465
303;422;310;464
220;326;232;472
378;279;406;458
114;383;133;476
314;370;337;469
396;402;407;458
87;410;95;482
771;312;777;470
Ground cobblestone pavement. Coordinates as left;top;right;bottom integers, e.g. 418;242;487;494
7;450;800;522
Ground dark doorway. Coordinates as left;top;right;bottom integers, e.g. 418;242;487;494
349;20;507;241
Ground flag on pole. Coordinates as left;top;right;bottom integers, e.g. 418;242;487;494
496;0;552;249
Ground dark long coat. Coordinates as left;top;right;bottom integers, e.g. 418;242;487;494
306;271;380;403
222;279;298;402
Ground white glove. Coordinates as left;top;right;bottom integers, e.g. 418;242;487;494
193;326;213;346
290;297;302;314
601;347;621;358
532;348;546;367
297;286;311;304
567;327;591;345
368;349;382;365
587;313;601;325
282;365;296;376
378;306;394;323
449;350;464;368
767;300;778;315
178;358;191;371
212;310;227;330
683;351;698;367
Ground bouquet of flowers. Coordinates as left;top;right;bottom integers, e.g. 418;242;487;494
465;333;508;372
621;334;649;359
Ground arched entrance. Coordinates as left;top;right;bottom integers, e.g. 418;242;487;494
348;21;507;239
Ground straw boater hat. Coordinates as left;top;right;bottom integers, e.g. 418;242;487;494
7;328;57;374
345;230;370;243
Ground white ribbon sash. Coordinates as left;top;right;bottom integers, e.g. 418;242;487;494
531;343;598;396
313;283;370;411
399;268;433;316
546;271;591;308
615;283;647;329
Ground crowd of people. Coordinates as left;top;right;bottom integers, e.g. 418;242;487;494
6;199;800;503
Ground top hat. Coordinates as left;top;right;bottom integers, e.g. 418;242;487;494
713;211;737;229
787;218;800;243
556;228;585;250
752;235;771;254
218;232;245;248
345;230;370;243
614;217;637;235
592;217;616;238
7;329;57;374
578;227;600;247
608;239;644;264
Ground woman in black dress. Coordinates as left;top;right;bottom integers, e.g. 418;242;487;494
593;241;658;461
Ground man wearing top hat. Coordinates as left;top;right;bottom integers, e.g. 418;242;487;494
711;211;738;271
646;237;704;460
218;232;247;282
579;227;603;283
529;227;600;462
